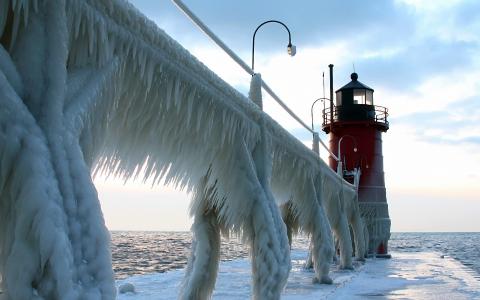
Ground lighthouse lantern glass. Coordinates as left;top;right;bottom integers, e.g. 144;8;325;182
366;90;373;105
353;89;365;104
352;89;374;105
336;91;342;106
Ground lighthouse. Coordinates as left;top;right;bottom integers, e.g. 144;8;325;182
322;66;391;257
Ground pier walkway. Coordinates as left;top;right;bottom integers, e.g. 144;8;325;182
117;250;480;299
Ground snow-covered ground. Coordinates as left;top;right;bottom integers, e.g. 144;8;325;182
116;249;480;299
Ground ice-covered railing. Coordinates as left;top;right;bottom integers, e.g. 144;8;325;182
0;0;366;299
172;0;339;162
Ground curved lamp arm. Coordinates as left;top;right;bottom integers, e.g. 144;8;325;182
252;20;295;73
310;97;330;132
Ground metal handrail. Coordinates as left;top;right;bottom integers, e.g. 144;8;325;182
323;105;389;127
374;106;389;124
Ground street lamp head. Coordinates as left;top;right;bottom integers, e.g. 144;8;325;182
354;147;358;152
287;43;296;56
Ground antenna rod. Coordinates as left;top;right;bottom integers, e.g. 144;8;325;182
322;71;325;99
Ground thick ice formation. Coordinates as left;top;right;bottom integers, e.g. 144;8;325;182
1;1;114;299
0;0;366;299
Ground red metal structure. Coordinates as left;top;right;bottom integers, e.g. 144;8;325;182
322;71;391;257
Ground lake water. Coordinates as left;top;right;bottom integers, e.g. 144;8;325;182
111;231;480;281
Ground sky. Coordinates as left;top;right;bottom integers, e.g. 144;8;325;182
95;0;480;232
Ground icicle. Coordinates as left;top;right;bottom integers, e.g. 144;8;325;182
96;20;106;65
22;0;29;27
174;83;184;115
87;12;94;56
219;117;228;147
195;99;205;133
136;51;144;78
206;106;214;134
164;78;173;111
0;1;9;38
145;60;154;93
8;3;23;51
172;76;181;107
131;40;138;62
185;90;195;127
221;110;227;127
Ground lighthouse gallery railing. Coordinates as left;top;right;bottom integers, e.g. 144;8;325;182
322;105;389;128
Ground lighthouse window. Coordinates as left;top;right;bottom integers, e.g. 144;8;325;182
366;90;373;105
336;91;342;106
353;89;366;105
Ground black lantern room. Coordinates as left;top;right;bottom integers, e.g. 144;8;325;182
335;73;378;124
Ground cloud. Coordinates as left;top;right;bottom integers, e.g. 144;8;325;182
391;96;480;146
354;38;478;90
459;136;480;144
129;0;416;54
420;134;480;146
392;112;471;131
453;0;480;31
402;0;480;42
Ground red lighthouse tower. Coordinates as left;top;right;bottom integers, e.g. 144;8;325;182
322;68;391;257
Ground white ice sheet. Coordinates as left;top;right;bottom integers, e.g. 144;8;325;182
116;250;480;299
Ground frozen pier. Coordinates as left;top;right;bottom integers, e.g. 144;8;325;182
117;250;480;299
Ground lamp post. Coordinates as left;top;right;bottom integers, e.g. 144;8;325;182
251;20;296;73
310;97;328;155
337;135;358;175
